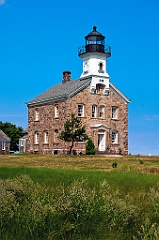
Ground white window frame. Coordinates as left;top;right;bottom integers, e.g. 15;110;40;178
112;131;118;144
112;106;118;119
20;140;24;146
44;131;49;144
98;62;104;72
35;132;39;144
2;141;5;150
99;106;104;118
55;105;59;118
35;109;39;121
92;105;97;117
78;104;84;117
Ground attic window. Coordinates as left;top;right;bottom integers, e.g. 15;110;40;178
96;84;104;94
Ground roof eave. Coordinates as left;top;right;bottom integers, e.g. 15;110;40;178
109;82;131;103
26;94;68;107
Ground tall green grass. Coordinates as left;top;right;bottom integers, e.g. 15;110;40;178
1;174;159;239
0;166;159;192
1;167;159;239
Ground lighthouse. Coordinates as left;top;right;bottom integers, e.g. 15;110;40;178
78;26;111;95
26;26;130;155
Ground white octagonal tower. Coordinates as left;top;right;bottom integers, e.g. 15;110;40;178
78;26;111;78
78;26;111;94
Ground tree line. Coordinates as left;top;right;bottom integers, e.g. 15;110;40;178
0;121;24;151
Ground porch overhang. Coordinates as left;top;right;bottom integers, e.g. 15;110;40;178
90;124;110;129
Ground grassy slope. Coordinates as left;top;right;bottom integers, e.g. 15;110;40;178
0;154;159;195
1;154;159;239
1;154;159;170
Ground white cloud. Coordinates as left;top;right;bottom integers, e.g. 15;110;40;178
0;0;6;5
144;114;159;121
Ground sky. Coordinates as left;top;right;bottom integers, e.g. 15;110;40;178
0;0;159;155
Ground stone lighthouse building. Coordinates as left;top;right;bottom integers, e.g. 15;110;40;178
26;26;130;155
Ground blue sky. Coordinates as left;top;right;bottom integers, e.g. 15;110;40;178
0;0;159;155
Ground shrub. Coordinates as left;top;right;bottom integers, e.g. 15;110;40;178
86;138;96;155
112;162;118;168
139;160;144;164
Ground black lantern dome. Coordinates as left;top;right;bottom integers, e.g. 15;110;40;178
78;26;111;57
85;26;105;45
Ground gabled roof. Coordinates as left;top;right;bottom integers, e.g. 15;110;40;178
0;129;11;142
20;135;28;140
26;75;130;107
26;78;91;107
109;82;130;103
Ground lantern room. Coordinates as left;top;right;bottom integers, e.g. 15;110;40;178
78;26;111;57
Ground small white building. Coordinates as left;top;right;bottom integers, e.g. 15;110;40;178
19;129;28;153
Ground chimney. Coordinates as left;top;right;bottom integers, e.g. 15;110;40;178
62;70;71;83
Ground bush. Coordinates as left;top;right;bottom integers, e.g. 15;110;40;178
112;162;118;168
139;160;144;164
86;138;96;155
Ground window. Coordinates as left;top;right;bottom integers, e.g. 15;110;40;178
112;107;118;119
20;140;24;146
96;84;104;94
35;132;39;144
99;106;104;118
55;105;59;118
98;62;104;72
54;129;59;143
92;105;97;117
44;131;49;144
2;141;5;150
35;109;39;121
78;104;84;117
112;131;118;144
96;84;100;93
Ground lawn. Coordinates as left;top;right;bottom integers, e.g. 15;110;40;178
1;154;159;172
1;154;159;239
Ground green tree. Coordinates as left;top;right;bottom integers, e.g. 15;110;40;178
0;121;24;151
86;137;96;155
59;113;88;155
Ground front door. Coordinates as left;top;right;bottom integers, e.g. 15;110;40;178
98;131;106;151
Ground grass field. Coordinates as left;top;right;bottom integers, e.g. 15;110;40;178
1;153;159;172
1;154;159;239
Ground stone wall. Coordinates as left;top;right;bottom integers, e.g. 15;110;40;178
27;82;128;155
